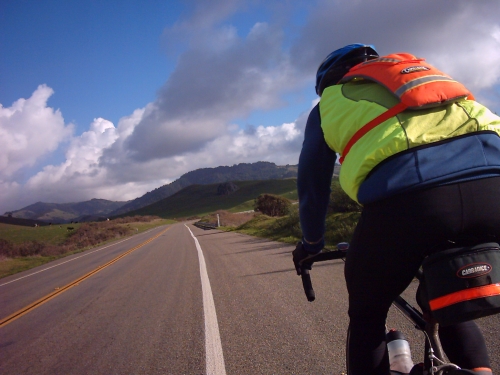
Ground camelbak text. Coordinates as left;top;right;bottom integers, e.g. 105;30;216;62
400;66;430;74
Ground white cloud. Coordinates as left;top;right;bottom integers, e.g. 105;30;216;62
1;109;145;212
419;18;500;96
121;19;301;163
0;116;117;211
191;118;305;168
290;0;500;111
0;85;73;177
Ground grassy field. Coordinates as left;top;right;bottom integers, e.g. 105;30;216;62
0;222;82;245
0;218;175;279
0;220;176;245
226;200;255;213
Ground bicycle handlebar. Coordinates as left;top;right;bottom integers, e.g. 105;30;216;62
298;249;347;302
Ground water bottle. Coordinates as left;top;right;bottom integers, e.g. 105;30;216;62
386;329;414;373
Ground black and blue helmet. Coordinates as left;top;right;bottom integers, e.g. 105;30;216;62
315;43;379;96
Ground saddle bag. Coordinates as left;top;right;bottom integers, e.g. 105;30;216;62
421;242;500;326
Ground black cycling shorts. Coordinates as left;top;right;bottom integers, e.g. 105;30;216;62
345;176;500;374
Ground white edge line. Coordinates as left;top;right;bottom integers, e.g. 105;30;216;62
0;227;159;287
185;224;227;375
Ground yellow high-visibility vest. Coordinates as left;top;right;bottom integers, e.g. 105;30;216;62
320;81;500;202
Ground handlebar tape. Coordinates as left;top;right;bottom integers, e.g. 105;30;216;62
301;269;315;302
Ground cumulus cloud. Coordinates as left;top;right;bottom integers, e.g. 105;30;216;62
291;0;500;108
0;84;73;177
1;114;117;212
189;114;306;168
120;20;301;163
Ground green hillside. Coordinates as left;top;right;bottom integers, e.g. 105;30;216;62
121;179;297;219
110;161;298;216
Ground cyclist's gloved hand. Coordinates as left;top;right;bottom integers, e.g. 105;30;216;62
292;241;318;275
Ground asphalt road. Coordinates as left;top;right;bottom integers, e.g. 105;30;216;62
0;222;498;374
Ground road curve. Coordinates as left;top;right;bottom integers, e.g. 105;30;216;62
0;222;498;374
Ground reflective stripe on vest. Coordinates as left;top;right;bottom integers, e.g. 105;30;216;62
338;53;474;164
394;75;458;99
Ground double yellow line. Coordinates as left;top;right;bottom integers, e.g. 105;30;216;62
0;226;170;328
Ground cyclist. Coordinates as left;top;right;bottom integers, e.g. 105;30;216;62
293;43;500;374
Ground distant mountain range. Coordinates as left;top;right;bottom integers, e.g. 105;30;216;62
4;199;127;224
4;161;301;223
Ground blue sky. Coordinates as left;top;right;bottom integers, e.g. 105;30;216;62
1;0;500;213
1;1;181;128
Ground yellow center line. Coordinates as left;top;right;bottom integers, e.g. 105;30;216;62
0;226;171;328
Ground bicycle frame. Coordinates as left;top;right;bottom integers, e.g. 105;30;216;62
298;246;463;375
392;290;461;373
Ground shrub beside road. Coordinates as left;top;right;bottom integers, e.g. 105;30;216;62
219;181;361;249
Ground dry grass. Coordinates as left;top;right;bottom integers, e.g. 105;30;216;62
201;210;255;227
0;216;170;279
0;216;162;259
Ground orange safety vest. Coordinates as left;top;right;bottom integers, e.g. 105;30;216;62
337;53;475;163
